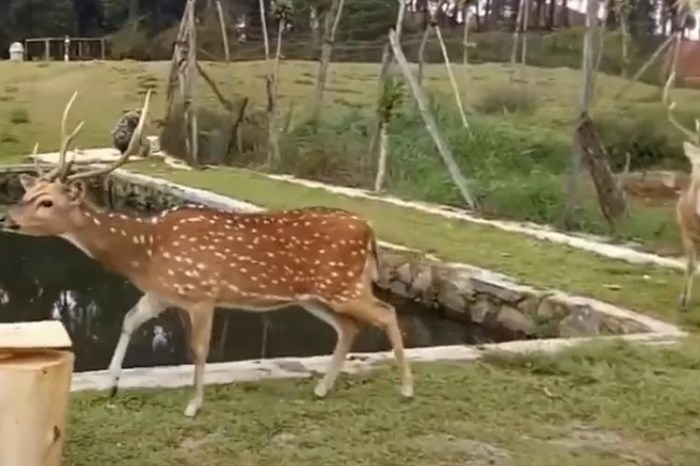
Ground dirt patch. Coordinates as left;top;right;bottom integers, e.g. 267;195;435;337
178;431;227;463
416;434;512;465
548;423;668;465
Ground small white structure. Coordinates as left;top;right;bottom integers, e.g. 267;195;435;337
8;42;24;62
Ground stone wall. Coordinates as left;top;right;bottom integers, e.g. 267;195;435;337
376;248;651;339
0;166;661;339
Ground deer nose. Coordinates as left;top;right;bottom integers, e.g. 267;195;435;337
0;213;20;231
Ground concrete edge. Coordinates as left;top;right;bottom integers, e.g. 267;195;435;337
70;331;685;393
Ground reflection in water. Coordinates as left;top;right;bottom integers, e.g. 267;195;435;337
0;208;509;373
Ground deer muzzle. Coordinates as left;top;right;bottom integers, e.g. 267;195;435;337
1;206;22;232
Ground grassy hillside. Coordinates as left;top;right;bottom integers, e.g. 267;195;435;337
0;59;696;158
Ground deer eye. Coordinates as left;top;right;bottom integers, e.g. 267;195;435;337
38;199;53;209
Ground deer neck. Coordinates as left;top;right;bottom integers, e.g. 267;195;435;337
60;204;155;276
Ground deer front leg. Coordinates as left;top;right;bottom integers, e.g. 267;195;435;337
107;293;167;396
183;305;214;418
680;237;697;312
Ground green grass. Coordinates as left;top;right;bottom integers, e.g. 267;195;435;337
0;59;697;161
65;339;700;465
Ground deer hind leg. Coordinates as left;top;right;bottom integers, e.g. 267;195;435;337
336;295;414;399
679;234;697;311
302;301;362;398
108;293;167;396
183;304;214;417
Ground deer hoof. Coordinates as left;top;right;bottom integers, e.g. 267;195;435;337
678;295;689;312
401;384;414;400
184;403;200;418
313;382;328;399
108;383;119;398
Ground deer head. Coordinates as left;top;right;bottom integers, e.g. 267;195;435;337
663;71;700;179
5;89;151;236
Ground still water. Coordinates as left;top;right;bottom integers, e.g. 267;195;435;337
0;203;507;373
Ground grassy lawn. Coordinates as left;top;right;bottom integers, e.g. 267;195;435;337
0;59;692;158
0;58;695;160
66;339;700;465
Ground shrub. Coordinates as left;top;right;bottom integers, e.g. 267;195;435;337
158;100;266;166
473;84;539;115
8;108;29;124
597;106;691;171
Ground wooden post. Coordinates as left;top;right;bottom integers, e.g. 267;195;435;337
100;38;106;60
187;3;199;166
367;0;406;165
434;24;469;129
216;1;231;61
310;0;347;126
44;39;49;61
389;29;477;211
0;321;74;466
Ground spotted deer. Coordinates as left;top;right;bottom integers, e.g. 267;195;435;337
3;90;414;417
663;71;700;310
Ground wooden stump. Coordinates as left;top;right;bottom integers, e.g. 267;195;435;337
0;322;74;466
576;111;627;228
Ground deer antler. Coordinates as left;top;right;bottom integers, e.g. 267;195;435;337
30;142;45;177
43;91;85;182
67;89;152;182
662;71;700;145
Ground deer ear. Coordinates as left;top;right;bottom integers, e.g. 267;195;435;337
66;179;87;202
19;174;38;191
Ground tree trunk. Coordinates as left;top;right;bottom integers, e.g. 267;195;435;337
0;322;74;466
576;113;627;227
547;0;555;29
563;0;625;228
560;0;569;27
511;0;526;65
534;0;544;28
216;1;230;61
463;3;471;65
417;24;432;85
374;121;389;191
309;6;320;50
186;1;199;167
0;350;74;466
435;24;469;129
521;0;530;64
620;11;630;77
310;0;347;126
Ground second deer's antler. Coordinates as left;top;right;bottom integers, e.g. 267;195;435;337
662;71;700;145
